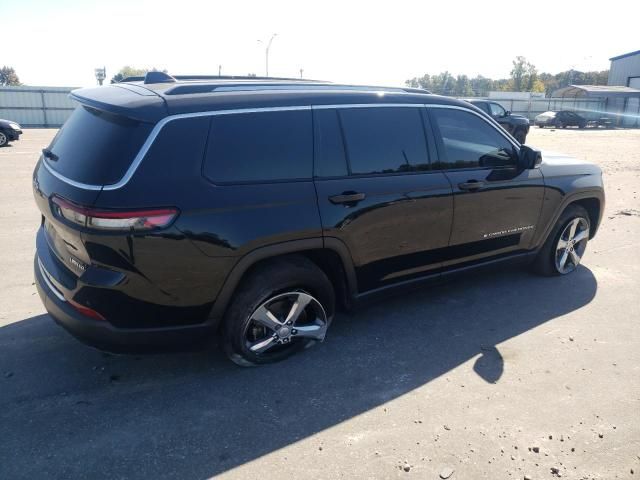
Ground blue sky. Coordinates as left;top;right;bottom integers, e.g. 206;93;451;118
3;0;638;87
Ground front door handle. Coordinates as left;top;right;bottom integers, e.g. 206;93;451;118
458;180;485;191
329;192;366;204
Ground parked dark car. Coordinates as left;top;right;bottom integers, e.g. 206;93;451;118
33;73;605;366
535;111;587;129
464;99;530;143
0;118;22;146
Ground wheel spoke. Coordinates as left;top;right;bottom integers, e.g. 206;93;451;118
573;229;589;243
557;238;568;250
284;293;312;325
293;323;327;341
558;250;569;271
248;336;277;353
569;249;581;266
568;218;579;240
251;306;282;331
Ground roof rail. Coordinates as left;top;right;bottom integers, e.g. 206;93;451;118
118;73;328;84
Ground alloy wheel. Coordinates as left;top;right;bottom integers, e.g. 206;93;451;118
0;132;7;147
555;217;589;274
244;291;328;356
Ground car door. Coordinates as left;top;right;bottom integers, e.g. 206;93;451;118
488;102;512;133
427;105;545;268
313;105;453;292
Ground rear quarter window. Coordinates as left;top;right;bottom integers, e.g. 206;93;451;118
203;110;312;184
47;105;153;185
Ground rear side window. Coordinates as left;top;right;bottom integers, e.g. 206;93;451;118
430;108;517;169
204;110;312;183
47;106;152;185
338;107;430;175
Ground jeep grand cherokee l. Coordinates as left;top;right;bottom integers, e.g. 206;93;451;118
33;73;605;366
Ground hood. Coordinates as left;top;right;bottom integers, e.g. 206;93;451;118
539;151;602;176
0;118;17;127
509;113;530;124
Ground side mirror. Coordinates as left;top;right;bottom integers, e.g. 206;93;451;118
519;145;542;169
504;110;511;116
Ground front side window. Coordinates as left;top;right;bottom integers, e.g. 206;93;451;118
203;110;312;183
338;107;429;175
431;108;517;170
489;102;506;117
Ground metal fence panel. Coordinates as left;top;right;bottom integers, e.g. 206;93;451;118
0;86;77;127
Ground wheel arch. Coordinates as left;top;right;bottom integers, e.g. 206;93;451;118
536;190;604;251
208;238;358;329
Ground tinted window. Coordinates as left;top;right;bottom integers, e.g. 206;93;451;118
338;107;429;175
47;106;153;185
204;110;312;183
489;102;506;117
431;108;517;169
472;101;490;114
314;109;348;177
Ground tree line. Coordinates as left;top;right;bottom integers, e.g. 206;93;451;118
406;56;608;97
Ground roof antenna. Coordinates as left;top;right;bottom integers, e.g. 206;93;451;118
144;71;176;84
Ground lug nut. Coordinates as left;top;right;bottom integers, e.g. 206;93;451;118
292;329;297;334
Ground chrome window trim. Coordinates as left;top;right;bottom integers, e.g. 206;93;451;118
37;256;66;302
45;102;518;191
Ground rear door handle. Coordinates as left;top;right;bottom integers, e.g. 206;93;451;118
329;192;366;204
458;180;485;191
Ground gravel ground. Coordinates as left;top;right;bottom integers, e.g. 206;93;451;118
0;127;639;479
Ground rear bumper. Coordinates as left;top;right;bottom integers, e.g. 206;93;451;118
34;254;215;353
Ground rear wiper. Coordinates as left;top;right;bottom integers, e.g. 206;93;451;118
42;148;59;162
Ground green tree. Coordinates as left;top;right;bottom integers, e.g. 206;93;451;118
110;66;167;83
453;75;473;96
0;66;21;86
509;56;538;92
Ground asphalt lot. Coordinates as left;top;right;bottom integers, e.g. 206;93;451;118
0;127;639;479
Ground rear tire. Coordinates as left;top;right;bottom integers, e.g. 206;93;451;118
531;205;591;276
222;255;335;366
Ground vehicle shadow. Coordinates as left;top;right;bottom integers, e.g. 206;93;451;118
0;265;597;479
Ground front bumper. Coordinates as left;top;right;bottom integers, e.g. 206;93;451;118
34;253;215;353
5;129;21;141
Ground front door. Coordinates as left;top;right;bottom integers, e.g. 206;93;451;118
428;106;545;268
313;105;453;292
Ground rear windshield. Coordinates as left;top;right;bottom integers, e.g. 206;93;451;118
46;105;153;185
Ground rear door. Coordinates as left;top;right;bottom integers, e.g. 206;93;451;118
313;105;453;292
427;106;545;268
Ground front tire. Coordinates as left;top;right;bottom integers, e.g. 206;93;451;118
0;131;8;147
514;129;527;143
532;205;591;276
222;255;335;366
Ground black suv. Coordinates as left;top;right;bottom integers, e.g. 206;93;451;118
464;99;530;143
33;73;604;366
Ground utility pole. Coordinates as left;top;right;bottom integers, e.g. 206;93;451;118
299;68;304;79
94;66;106;86
258;34;278;77
218;65;222;76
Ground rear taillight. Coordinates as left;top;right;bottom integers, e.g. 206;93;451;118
51;196;178;232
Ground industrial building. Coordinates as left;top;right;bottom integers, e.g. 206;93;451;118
552;50;640;127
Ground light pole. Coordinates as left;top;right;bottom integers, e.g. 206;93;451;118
258;34;278;77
